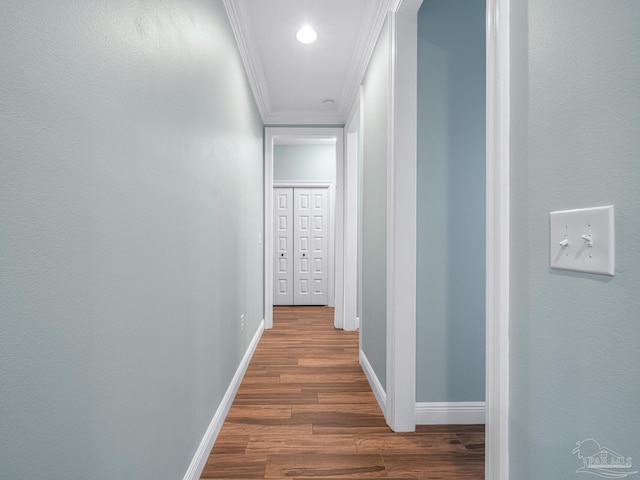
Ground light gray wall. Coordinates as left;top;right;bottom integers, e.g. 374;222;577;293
510;1;640;477
274;145;336;182
416;0;486;403
361;18;389;390
0;1;264;479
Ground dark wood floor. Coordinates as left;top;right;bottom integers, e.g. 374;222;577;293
201;306;484;479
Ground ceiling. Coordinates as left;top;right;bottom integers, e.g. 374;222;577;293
224;0;393;125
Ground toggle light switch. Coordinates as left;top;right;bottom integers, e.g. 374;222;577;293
549;206;614;276
580;234;593;247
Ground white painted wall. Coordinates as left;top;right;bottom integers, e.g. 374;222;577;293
361;18;390;391
274;145;336;182
510;0;640;477
0;1;264;478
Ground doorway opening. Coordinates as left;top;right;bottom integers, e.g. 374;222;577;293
264;127;345;330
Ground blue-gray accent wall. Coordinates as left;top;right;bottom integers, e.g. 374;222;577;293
0;1;264;478
416;0;486;403
510;0;640;477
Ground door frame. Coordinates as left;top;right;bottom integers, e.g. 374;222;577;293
485;0;510;477
264;127;345;330
272;183;334;307
375;0;511;466
344;89;362;333
384;3;419;432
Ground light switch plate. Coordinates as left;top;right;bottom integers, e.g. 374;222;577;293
549;206;615;276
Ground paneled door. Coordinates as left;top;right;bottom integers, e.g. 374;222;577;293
273;187;329;306
274;188;294;305
294;188;329;306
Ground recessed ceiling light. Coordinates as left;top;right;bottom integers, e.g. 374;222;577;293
296;26;318;44
322;99;335;108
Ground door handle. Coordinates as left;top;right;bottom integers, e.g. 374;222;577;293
302;253;306;257
281;253;284;257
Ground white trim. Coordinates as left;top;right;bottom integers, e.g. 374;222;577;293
391;0;423;15
359;349;387;414
415;402;486;425
274;138;336;146
357;95;364;343
333;135;345;324
264;128;345;330
263;111;345;126
328;185;336;309
183;319;265;480
273;181;333;188
385;0;421;433
264;133;275;330
222;0;270;121
343;88;362;332
338;0;396;122
486;0;510;478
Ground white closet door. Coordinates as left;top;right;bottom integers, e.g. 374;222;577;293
273;188;293;305
309;188;329;305
274;187;329;306
294;188;328;306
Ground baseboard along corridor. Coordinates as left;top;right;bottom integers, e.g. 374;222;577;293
200;306;484;479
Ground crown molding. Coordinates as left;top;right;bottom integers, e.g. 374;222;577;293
339;0;395;121
394;0;424;15
264;110;345;126
225;0;396;126
223;0;271;121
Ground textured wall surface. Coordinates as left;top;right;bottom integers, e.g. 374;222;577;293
416;0;486;403
361;18;389;390
274;145;336;182
0;1;264;478
510;1;640;477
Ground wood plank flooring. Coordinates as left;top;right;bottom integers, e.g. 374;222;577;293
201;306;484;479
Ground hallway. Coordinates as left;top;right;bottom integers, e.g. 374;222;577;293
200;307;484;479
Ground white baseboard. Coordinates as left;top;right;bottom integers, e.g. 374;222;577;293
415;402;485;425
359;349;386;413
183;319;265;480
